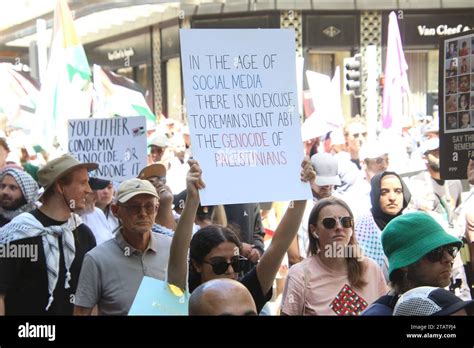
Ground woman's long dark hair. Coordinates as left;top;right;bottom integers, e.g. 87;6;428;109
307;197;367;288
188;224;242;292
370;171;411;231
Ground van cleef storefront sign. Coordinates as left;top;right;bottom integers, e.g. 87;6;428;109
417;24;472;37
107;48;135;61
382;12;474;46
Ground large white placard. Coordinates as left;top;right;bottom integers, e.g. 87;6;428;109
180;29;312;205
68;116;147;181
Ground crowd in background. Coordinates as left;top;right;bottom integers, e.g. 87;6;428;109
0;112;473;316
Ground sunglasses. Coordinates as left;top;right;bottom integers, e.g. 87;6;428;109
203;255;248;275
118;202;158;215
366;155;388;165
321;216;353;229
425;245;459;263
375;156;388;165
351;132;367;139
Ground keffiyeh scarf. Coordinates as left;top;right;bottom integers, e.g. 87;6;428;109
0;212;79;310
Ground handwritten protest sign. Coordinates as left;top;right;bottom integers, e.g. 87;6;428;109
180;29;312;205
68;116;147;181
128;277;189;315
440;31;474;179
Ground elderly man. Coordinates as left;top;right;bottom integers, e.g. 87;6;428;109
189;279;257;316
363;212;463;315
0;154;97;315
74;178;172;315
0;168;39;227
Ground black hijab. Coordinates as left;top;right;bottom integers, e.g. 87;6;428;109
370;171;411;231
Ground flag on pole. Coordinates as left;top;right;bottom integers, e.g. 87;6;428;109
382;11;410;131
92;64;156;129
34;0;92;153
0;63;39;130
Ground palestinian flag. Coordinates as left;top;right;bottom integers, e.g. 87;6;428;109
34;0;92;152
0;63;39;130
93;64;156;129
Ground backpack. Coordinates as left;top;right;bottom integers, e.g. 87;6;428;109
360;294;399;316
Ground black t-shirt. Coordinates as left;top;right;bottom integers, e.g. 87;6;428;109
239;266;272;314
0;209;96;315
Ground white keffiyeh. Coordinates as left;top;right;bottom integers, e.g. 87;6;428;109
0;168;39;221
0;212;79;311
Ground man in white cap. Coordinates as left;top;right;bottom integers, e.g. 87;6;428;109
287;152;341;266
148;132;170;164
359;139;390;183
0;154;98;315
74;178;172;315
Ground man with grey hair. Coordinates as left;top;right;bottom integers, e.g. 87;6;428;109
189;278;257;316
0;168;39;227
74;178;172;315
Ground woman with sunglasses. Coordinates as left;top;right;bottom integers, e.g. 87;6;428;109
280;197;387;315
354;171;411;278
167;158;316;314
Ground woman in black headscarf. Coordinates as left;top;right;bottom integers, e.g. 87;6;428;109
355;171;411;277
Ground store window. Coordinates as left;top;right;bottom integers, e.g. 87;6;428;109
404;50;439;117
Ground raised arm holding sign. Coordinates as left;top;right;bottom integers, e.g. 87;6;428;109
167;158;315;314
180;29;312;205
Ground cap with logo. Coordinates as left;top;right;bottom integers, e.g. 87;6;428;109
116;178;159;203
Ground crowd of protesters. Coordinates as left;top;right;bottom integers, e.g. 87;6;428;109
0;113;473;316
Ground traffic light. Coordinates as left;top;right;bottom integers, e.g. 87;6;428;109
344;54;362;97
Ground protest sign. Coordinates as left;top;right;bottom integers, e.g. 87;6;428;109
180;29;312;205
128;277;189;315
439;30;474;179
68;116;147;181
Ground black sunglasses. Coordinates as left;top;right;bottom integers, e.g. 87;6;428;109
322;216;353;229
351;132;367;139
203;255;247;275
425;245;459;263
